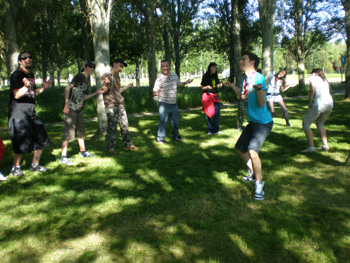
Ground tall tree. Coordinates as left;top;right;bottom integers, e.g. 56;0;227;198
258;0;277;77
169;0;203;78
3;0;19;78
210;0;252;85
342;0;350;98
280;0;327;90
86;0;113;133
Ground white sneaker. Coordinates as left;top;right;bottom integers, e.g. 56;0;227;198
242;170;256;182
301;147;316;153
0;172;7;181
254;181;264;200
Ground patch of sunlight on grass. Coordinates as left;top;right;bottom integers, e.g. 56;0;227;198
229;233;255;258
182;113;200;120
200;139;220;148
106;178;138;190
213;172;240;190
284;239;337;263
2;236;42;263
41;233;112;263
91;198;125;215
138;169;173;192
125;241;157;263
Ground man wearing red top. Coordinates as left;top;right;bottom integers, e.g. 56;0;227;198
8;52;52;176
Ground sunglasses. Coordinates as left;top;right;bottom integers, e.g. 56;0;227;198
86;64;95;69
21;56;32;60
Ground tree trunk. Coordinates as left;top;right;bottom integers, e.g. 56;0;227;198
161;9;171;64
295;0;305;91
144;2;158;101
258;0;276;78
41;11;48;82
231;0;243;85
343;0;350;99
80;0;92;60
4;0;19;78
297;57;306;91
135;58;140;87
87;0;112;134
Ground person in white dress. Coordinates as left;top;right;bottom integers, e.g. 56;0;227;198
301;68;333;153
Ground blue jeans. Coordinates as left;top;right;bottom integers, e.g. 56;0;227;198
157;102;180;141
206;102;220;133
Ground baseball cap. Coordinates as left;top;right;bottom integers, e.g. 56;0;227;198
113;58;127;67
84;59;95;68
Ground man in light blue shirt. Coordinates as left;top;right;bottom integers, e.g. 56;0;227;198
229;51;273;200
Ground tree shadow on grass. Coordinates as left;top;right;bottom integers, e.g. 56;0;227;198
0;105;349;262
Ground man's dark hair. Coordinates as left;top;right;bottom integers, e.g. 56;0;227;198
242;51;260;70
161;60;169;64
17;51;30;64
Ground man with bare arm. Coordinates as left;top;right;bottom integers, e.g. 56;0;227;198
229;51;273;200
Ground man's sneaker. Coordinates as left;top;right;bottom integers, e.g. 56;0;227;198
301;147;316;153
30;164;48;172
10;167;24;177
60;157;74;165
320;145;330;151
242;170;256;182
124;145;139;151
207;132;213;135
215;131;224;134
80;151;95;157
0;172;7;181
157;140;168;144
254;181;265;200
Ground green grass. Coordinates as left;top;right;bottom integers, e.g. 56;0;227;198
0;94;349;263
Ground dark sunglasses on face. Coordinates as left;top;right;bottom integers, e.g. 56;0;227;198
21;56;32;60
86;64;95;69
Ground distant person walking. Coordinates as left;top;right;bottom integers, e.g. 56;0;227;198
201;62;224;135
8;51;52;176
60;60;103;165
153;60;193;143
101;58;139;154
301;68;333;153
266;69;296;126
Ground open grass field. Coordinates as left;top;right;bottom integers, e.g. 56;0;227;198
0;94;349;263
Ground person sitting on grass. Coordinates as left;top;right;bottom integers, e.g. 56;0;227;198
301;68;333;153
60;60;103;165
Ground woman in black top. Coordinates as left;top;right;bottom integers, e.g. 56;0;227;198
201;62;223;135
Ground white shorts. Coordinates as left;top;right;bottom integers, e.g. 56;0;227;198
267;94;283;103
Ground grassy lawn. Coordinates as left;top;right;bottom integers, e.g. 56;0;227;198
0;94;349;263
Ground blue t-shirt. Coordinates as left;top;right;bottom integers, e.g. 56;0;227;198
240;72;272;124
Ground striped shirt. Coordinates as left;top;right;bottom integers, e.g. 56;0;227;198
153;71;180;104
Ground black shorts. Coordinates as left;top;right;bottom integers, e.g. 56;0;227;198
8;112;50;154
235;121;273;153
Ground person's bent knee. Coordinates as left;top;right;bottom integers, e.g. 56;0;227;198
316;122;324;130
248;149;259;157
302;120;311;130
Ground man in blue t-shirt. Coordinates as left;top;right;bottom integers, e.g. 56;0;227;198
229;51;273;201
